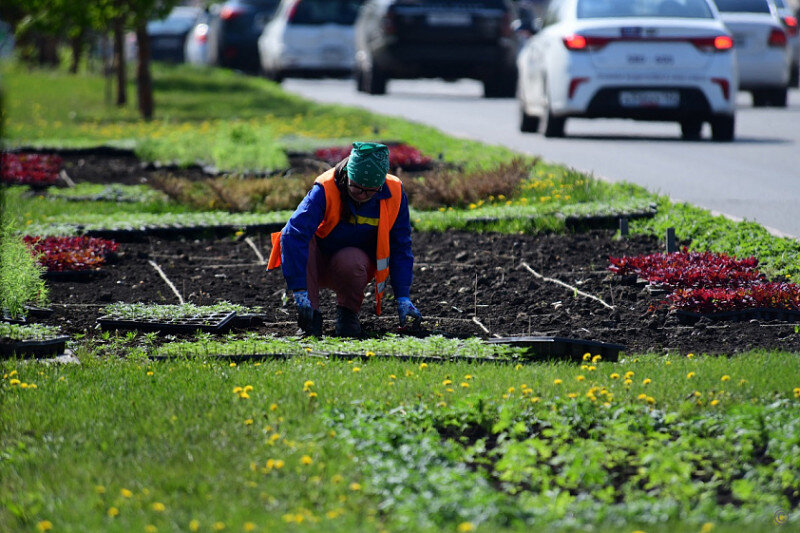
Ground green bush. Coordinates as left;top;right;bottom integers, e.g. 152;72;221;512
0;191;49;318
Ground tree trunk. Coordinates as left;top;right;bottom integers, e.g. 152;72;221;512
113;17;127;106
135;20;153;120
37;35;59;67
69;28;85;74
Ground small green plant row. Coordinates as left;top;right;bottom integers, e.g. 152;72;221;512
0;322;62;342
155;332;526;361
42;184;169;204
102;302;258;321
23;211;293;237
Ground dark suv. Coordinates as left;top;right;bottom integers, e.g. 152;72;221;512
354;0;521;97
207;0;280;72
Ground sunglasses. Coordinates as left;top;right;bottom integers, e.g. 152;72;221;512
348;180;381;195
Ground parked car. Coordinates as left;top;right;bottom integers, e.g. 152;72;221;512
184;9;213;66
517;0;737;141
207;0;280;72
771;0;799;85
147;6;204;63
258;0;364;82
713;0;790;106
353;0;522;97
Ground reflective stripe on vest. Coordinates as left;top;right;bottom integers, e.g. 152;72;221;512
267;169;403;316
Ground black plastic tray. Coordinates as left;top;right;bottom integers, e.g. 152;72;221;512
0;336;70;359
486;336;625;362
675;308;800;325
97;311;237;334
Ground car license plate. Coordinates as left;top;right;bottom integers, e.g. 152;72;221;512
619;91;680;108
426;12;471;26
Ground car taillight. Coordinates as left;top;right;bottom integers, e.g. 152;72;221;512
783;16;798;37
689;35;733;52
768;28;787;47
287;0;300;22
381;10;396;35
562;34;610;51
220;6;243;20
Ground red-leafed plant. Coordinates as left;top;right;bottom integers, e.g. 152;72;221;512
608;249;763;289
610;249;800;314
1;153;63;187
314;144;433;171
668;283;800;313
23;236;119;272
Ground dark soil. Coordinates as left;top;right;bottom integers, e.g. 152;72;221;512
19;149;800;355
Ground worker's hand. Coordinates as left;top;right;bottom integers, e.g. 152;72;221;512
293;290;314;332
397;297;421;327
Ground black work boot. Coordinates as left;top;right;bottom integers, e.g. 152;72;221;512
298;310;323;337
335;306;362;338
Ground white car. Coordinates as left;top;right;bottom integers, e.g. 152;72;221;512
714;0;790;106
258;0;363;82
517;0;738;141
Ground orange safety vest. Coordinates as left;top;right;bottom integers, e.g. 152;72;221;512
267;169;404;315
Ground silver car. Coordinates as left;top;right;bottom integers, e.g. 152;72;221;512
714;0;791;106
771;0;799;86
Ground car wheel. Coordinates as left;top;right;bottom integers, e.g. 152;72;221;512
354;67;366;93
751;90;768;107
680;119;702;141
483;72;517;99
710;114;735;142
540;93;565;138
519;105;540;133
365;64;387;95
768;87;787;108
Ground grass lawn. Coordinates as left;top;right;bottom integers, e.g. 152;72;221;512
1;61;800;531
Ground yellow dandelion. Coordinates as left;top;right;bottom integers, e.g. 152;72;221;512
37;520;53;531
700;522;714;533
582;353;591;361
349;482;362;491
687;353;694;359
145;525;157;533
189;520;200;532
624;371;634;379
464;374;473;380
243;385;253;392
152;502;166;512
711;399;720;406
531;397;540;403
229;362;237;367
121;488;133;498
665;361;672;365
592;354;602;362
442;379;453;386
794;387;800;398
239;392;250;399
687;372;696;379
576;375;585;382
107;507;120;517
303;380;314;390
389;374;397;380
507;386;516;393
553;379;563;385
568;393;578;399
270;403;278;411
147;371;154;376
637;393;647;400
308;391;318;398
588;365;597;371
646;396;656;405
721;375;731;382
331;474;344;484
610;373;620;379
624;379;633;386
460;382;470;388
642;379;652;385
274;459;285;469
213;522;226;531
352;367;361;373
9;378;21;386
419;363;428;369
243;522;256;531
457;522;476;532
301;455;313;465
244;419;254;426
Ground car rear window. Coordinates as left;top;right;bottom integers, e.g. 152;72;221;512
577;0;715;19
290;0;364;25
712;0;771;13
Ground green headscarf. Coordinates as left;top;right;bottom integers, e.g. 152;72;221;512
346;142;389;188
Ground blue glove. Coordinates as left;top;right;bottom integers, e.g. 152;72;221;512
293;290;314;332
397;297;421;327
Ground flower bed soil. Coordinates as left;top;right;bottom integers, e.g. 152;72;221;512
36;231;800;355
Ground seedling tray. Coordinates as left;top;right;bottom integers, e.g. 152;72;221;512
0;336;70;359
486;336;625;362
97;311;236;334
675;308;800;325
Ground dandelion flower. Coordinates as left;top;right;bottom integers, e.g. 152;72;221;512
121;488;133;498
642;379;652;385
352;367;361;373
244;523;257;532
610;373;620;380
152;502;166;512
244;419;253;426
711;399;720;406
301;455;313;465
189;520;200;532
576;375;585;382
687;372;696;379
553;379;563;385
794;387;800;398
244;385;253;392
568;393;578;399
687;353;694;359
721;375;731;382
10;379;21;386
213;522;226;531
637;393;647;400
308;392;318;398
582;353;591;361
37;520;53;531
460;382;470;388
442;379;453;386
349;482;362;491
457;523;476;532
464;374;473;380
701;522;715;533
107;507;120;517
624;371;634;379
624;379;633;386
592;355;602;363
270;403;278;411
